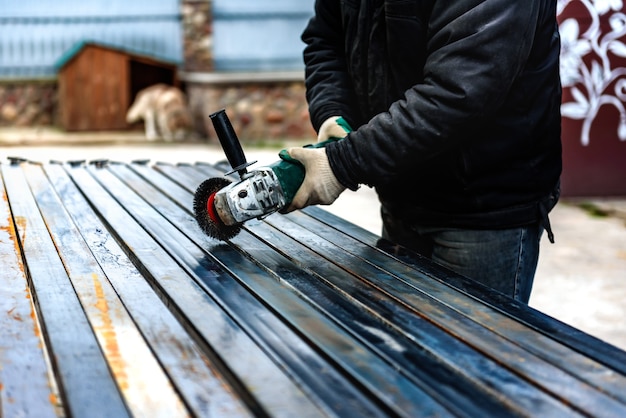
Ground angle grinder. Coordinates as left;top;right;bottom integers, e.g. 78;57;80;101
193;109;351;240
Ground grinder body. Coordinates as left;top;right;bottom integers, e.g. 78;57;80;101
212;138;337;226
193;109;351;240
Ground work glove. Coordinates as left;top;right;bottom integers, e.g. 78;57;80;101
317;116;350;142
283;147;346;213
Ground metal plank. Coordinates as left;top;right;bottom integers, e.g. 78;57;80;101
304;205;626;373
192;161;626;402
0;166;60;418
20;163;190;417
146;162;549;416
64;163;326;418
167;165;581;416
238;221;585;417
259;212;626;416
110;162;424;416
185;162;626;415
291;207;626;400
129;161;195;207
110;163;460;417
43;162;251;418
1;163;129;418
152;162;208;192
3;159;625;417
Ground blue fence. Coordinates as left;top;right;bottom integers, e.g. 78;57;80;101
212;0;314;72
0;0;183;79
0;0;314;78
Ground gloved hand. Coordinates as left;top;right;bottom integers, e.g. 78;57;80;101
317;116;349;142
282;147;346;213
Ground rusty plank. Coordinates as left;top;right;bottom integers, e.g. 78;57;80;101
43;162;251;418
64;163;328;418
1;163;129;418
20;163;190;417
0;167;60;418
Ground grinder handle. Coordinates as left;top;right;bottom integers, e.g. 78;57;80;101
270;117;353;206
210;109;256;178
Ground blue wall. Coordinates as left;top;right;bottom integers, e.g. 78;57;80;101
0;0;316;78
212;0;314;72
0;0;183;78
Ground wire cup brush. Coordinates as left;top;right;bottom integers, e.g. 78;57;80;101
193;109;352;241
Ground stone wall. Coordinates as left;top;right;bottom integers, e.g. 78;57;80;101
0;82;57;127
182;0;213;72
187;81;315;142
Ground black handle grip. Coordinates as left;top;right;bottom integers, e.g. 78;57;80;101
210;109;255;177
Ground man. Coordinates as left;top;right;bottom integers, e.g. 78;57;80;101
285;0;562;303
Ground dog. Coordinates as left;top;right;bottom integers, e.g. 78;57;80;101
126;84;193;141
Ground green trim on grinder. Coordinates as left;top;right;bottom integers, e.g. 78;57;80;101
272;117;352;205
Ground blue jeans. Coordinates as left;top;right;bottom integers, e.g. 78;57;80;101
381;213;544;303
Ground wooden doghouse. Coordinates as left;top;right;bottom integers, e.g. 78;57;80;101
56;42;179;131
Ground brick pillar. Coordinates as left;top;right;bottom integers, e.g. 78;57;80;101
181;0;213;72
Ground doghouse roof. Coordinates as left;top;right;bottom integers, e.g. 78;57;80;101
54;40;181;72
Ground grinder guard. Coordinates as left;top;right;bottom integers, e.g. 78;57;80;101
213;167;286;225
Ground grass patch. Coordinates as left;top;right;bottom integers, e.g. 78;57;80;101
576;202;610;218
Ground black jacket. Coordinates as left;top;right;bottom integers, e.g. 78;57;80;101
302;0;562;232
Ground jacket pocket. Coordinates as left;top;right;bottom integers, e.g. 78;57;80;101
384;1;429;93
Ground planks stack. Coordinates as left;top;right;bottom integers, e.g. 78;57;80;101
1;158;626;417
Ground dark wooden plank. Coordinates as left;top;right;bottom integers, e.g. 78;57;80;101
106;163;428;417
21;163;191;417
0;168;60;418
64;163;327;418
44;163;252;418
1;163;130;418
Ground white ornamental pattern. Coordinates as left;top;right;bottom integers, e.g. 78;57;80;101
558;0;626;145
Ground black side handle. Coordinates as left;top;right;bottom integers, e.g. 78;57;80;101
210;109;256;178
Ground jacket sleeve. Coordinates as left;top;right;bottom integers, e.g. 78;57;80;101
326;0;543;190
301;0;361;131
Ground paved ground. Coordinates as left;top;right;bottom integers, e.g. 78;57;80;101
2;128;625;351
